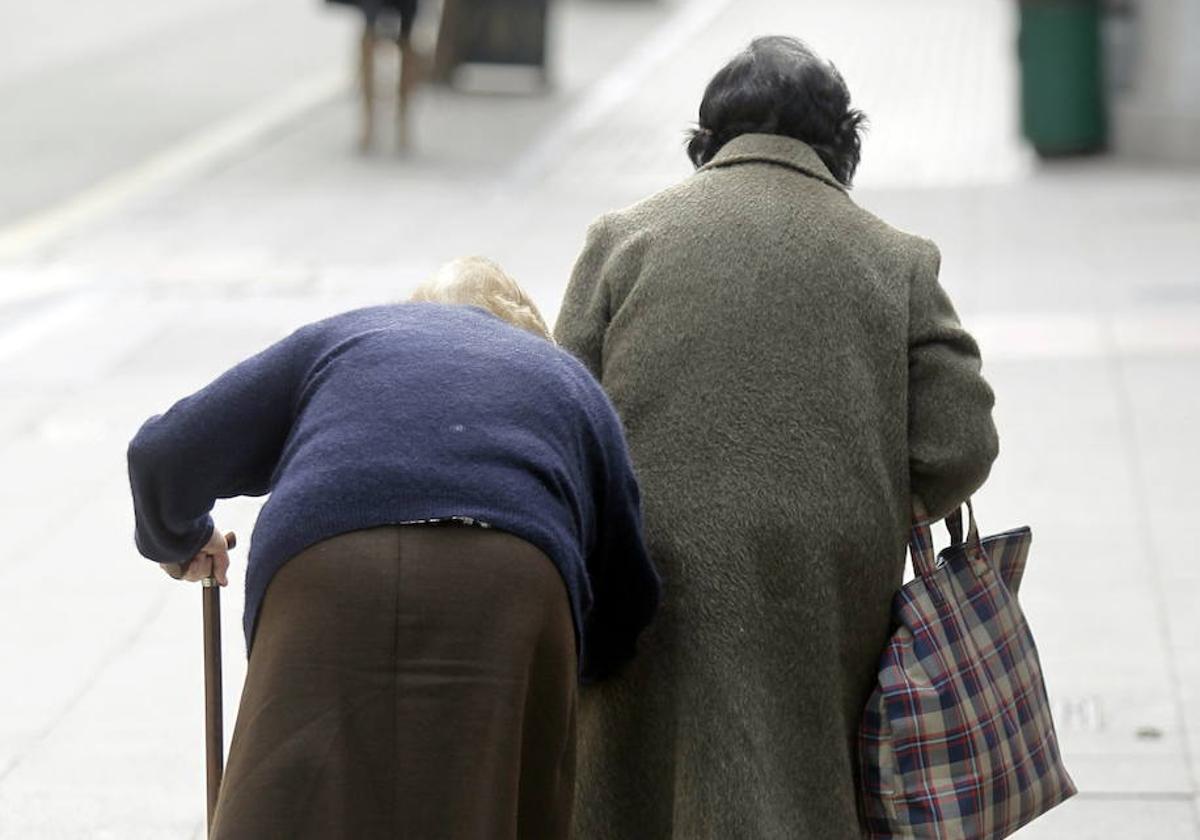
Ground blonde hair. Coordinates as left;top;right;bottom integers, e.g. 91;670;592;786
410;257;552;341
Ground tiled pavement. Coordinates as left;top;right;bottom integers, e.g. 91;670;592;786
0;0;1197;836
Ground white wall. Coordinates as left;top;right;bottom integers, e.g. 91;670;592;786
1110;0;1200;164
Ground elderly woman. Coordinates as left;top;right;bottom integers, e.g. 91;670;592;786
555;37;999;839
127;257;660;839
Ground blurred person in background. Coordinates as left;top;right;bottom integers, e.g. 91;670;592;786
326;0;423;151
556;36;999;839
128;257;660;839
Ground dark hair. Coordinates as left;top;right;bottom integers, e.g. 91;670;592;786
686;36;867;186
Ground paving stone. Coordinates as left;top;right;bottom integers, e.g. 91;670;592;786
0;0;1197;835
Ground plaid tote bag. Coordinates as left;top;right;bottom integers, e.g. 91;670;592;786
858;502;1076;839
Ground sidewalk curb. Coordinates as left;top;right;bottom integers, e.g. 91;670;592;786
0;70;348;265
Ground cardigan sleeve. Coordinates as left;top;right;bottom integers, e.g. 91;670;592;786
127;324;323;565
907;241;999;519
578;384;661;684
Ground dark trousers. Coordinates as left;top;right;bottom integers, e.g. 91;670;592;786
211;525;577;839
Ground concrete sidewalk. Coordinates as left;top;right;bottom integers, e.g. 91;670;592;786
0;0;1197;837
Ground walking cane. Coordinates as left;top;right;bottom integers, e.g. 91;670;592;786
203;532;236;836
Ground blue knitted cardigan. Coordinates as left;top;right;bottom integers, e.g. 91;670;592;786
128;303;660;681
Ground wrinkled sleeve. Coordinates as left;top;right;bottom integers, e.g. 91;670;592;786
554;215;630;378
127;324;322;565
579;384;661;684
907;240;999;519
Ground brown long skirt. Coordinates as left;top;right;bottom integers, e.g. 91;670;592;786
210;525;577;839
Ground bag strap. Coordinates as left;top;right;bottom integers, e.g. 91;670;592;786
946;500;984;557
910;499;985;578
909;516;939;578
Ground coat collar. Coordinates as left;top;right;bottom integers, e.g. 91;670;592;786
698;133;846;192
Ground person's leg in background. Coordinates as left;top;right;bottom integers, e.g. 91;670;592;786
358;7;379;152
396;0;420;150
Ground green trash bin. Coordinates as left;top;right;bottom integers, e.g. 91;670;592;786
1019;0;1107;156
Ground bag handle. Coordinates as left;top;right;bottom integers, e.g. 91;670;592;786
946;500;984;555
910;499;985;578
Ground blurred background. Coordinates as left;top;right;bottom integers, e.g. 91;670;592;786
0;0;1197;837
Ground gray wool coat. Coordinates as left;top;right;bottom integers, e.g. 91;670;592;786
554;134;999;839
